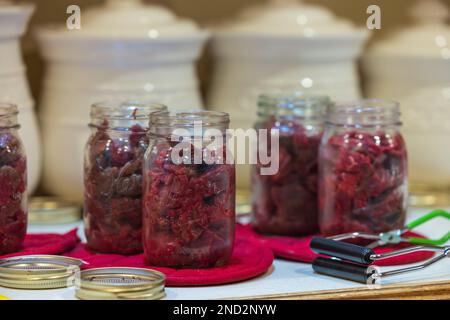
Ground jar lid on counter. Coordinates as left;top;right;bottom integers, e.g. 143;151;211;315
215;0;367;39
75;268;166;300
29;197;81;224
369;0;450;58
0;255;84;289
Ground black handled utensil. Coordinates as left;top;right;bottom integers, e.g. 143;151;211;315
310;237;449;284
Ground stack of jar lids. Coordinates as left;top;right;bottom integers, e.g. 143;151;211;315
0;255;84;289
28;197;82;224
75;268;166;300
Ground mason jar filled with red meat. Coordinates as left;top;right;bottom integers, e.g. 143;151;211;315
251;93;329;236
0;104;27;255
143;110;235;268
84;101;167;254
318;100;408;236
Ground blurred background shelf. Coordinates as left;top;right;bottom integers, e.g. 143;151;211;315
10;0;450;206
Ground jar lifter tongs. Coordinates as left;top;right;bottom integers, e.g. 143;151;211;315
309;210;450;284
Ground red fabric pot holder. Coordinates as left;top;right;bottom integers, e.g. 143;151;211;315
0;225;434;287
0;230;273;287
66;238;274;287
0;229;80;259
236;224;435;266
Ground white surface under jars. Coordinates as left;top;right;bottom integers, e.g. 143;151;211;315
363;0;450;190
37;0;209;202
0;2;41;194
208;0;369;190
1;207;448;300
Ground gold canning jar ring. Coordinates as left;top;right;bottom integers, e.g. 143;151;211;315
0;255;85;289
75;267;166;300
28;197;81;224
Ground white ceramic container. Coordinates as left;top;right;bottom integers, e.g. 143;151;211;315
363;0;450;192
37;0;209;202
0;2;41;194
208;0;369;191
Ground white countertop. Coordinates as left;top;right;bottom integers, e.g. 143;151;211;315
1;208;449;300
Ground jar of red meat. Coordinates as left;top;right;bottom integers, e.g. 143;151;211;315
319;100;408;236
251;93;329;236
0;104;27;255
143;110;235;268
84;101;167;254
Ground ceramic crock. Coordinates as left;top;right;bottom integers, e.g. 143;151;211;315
363;0;450;205
208;0;369;192
37;0;209;201
0;1;41;194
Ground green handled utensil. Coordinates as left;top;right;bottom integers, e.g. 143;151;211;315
328;209;450;248
404;209;450;246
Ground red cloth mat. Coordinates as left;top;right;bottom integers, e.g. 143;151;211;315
236;224;435;266
66;238;274;287
0;229;80;259
2;223;432;287
0;229;273;287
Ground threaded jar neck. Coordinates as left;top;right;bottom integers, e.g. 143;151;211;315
149;110;230;136
326;99;402;128
90;101;167;130
0;104;19;129
257;93;330;121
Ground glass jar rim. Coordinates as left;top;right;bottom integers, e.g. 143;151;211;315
258;93;330;118
149;109;230;128
326;99;401;127
90;101;167;121
0;103;19;118
0;103;19;129
328;99;400;115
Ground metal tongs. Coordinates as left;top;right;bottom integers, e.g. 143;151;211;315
310;210;450;284
328;210;450;248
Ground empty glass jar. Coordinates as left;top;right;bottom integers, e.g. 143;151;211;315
0;104;27;254
83;101;167;254
318;100;408;236
143;110;235;268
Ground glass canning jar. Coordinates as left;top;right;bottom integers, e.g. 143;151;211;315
251;93;329;236
143;110;235;268
0;104;27;255
83;101;167;254
318;99;408;236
